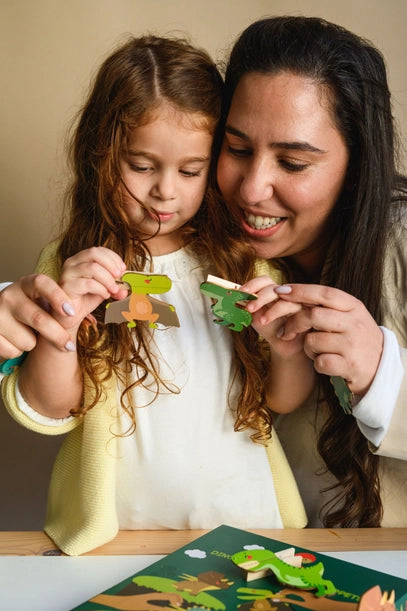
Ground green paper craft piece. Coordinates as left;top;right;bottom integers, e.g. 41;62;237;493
200;275;257;332
105;271;180;329
330;375;354;415
0;353;27;375
231;548;337;598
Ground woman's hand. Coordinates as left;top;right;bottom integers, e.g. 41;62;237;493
274;284;384;397
57;247;128;331
241;276;305;357
0;275;76;358
241;276;315;413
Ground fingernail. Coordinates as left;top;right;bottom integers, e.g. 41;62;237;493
62;302;76;316
275;285;292;295
65;341;76;352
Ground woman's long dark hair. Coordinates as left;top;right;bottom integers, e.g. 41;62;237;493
203;16;407;526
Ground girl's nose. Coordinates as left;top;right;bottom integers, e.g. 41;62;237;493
239;158;274;206
151;171;176;201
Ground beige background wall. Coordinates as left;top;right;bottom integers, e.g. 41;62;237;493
1;0;406;529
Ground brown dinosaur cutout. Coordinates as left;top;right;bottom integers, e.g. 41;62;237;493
90;590;183;610
105;295;179;327
175;570;232;595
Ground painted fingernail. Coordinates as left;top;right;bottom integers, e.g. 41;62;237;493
62;302;76;316
65;341;76;352
275;285;292;294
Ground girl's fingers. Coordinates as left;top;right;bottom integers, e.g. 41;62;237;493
61;248;127;297
64;247;126;279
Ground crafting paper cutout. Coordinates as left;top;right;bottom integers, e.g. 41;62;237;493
358;585;396;610
200;274;257;332
105;271;179;328
69;524;407;611
0;353;27;375
231;548;337;597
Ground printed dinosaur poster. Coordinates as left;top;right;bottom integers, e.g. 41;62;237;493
71;524;407;610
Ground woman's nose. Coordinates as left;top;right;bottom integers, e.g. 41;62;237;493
239;159;274;206
151;171;176;201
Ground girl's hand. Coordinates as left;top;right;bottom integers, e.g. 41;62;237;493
0;275;76;358
57;247;128;331
274;284;384;396
241;276;304;357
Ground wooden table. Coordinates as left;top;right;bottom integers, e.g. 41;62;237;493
1;528;406;556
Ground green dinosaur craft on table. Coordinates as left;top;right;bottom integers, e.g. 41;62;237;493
200;274;257;332
231;548;337;598
105;271;179;328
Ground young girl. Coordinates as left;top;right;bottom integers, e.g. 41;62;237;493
1;35;308;555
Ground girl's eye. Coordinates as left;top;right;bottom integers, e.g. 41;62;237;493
129;164;151;173
180;169;201;177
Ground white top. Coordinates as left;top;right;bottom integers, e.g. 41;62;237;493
12;249;283;530
115;247;282;529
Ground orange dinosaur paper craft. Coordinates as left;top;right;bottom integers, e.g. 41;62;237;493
358;586;396;610
105;271;180;328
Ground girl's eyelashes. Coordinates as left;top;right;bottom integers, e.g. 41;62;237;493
129;164;151;173
180;169;202;177
127;162;202;178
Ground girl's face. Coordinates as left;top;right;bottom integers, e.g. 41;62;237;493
217;71;349;276
120;105;213;255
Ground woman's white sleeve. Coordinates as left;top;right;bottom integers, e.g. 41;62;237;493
352;326;406;458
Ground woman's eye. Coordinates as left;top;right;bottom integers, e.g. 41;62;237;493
280;159;309;172
227;145;251;158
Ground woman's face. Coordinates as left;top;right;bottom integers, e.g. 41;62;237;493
217;71;349;275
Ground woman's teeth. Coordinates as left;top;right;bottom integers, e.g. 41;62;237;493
245;213;282;229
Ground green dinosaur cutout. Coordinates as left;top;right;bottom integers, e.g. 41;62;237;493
231;548;337;598
200;280;257;332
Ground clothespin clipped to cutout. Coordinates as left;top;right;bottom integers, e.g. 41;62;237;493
104;271;179;329
200;274;257;332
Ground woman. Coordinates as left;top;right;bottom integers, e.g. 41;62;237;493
206;15;407;528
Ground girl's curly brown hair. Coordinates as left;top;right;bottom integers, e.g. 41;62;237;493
56;35;224;432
